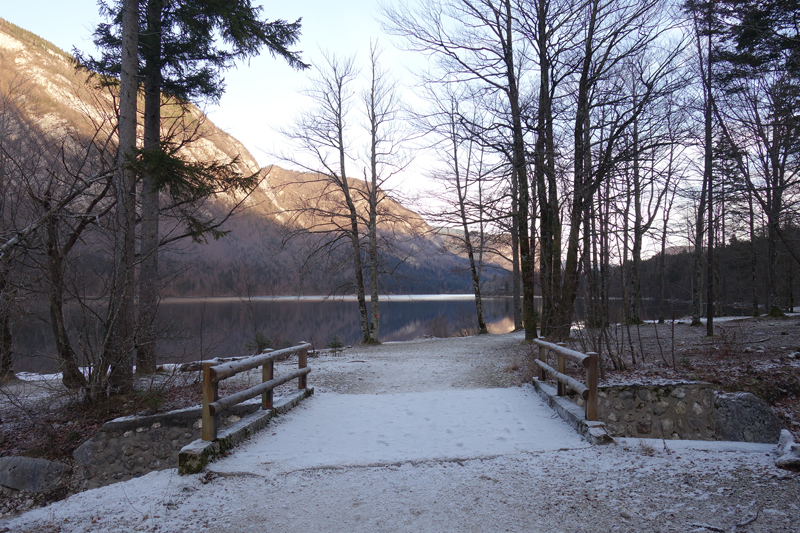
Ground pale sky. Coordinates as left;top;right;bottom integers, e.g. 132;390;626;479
2;1;433;198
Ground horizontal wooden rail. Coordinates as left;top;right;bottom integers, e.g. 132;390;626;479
208;367;311;415
533;338;598;421
532;359;589;399
211;344;310;382
202;342;310;441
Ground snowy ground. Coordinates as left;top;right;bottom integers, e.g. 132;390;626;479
3;332;799;532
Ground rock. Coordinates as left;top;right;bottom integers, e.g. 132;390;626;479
776;429;794;455
775;430;800;471
73;439;94;467
713;392;784;443
0;456;70;493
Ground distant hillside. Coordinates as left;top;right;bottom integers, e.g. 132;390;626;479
0;18;508;296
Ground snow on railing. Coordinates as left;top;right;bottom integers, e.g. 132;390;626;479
201;342;311;441
532;339;598;421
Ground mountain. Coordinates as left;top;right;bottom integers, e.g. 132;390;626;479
0;18;509;296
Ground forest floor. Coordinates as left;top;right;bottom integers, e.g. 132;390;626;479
561;314;800;440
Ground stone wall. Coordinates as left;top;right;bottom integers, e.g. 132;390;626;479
595;382;783;443
72;400;263;490
597;383;716;440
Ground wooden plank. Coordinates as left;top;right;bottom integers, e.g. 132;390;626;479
262;360;274;410
212;343;311;382
202;363;219;441
533;338;589;367
533;359;589;400
557;342;566;396
209;367;311;416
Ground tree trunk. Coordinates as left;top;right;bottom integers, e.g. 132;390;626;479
748;191;760;316
137;0;163;374
622;171;633;327
658;208;668;324
704;31;714;336
453;134;487;334
550;0;598;341
338;145;370;341
106;0;139;395
600;179;611;329
44;210;87;389
368;119;381;342
630;98;644;325
510;171;522;330
502;0;535;340
534;0;558;338
691;176;707;326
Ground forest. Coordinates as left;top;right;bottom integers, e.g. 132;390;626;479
0;0;798;403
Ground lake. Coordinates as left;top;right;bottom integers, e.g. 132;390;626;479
14;294;727;373
155;295;517;365
13;295;517;373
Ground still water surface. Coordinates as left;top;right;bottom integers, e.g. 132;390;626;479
156;295;517;364
14;295;516;372
17;294;722;373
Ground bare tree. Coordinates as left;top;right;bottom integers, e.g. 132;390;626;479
105;0;139;394
360;43;407;342
416;83;498;334
384;0;537;339
280;53;373;342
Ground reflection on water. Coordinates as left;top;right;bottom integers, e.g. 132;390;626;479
13;294;722;373
156;296;517;366
11;296;517;373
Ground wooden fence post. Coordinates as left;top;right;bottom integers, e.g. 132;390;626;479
262;359;274;410
298;346;308;390
586;351;599;421
202;362;219;441
556;342;566;396
538;342;547;381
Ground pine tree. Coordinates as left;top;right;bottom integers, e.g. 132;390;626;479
78;0;307;377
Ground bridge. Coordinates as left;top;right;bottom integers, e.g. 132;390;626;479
5;331;794;532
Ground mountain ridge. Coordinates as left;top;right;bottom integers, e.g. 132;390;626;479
0;18;509;296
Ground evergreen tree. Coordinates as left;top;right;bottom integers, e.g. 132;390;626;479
709;0;800;314
78;0;307;379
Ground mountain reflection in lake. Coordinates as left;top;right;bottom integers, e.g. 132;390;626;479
153;295;516;366
12;296;516;373
13;295;707;373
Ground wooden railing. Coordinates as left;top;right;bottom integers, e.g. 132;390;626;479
532;339;598;421
201;342;311;441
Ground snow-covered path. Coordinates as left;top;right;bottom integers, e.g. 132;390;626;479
4;332;799;532
212;331;588;473
211;388;588;476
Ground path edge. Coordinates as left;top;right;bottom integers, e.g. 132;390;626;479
178;388;314;475
531;379;612;445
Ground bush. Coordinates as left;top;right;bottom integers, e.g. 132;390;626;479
327;335;344;356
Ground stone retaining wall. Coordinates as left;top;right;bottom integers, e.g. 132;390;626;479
597;383;716;440
590;382;783;443
72;399;264;490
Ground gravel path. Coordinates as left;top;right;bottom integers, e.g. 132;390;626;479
294;333;531;393
4;332;799;533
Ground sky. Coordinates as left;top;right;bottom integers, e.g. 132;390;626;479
2;1;433;196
